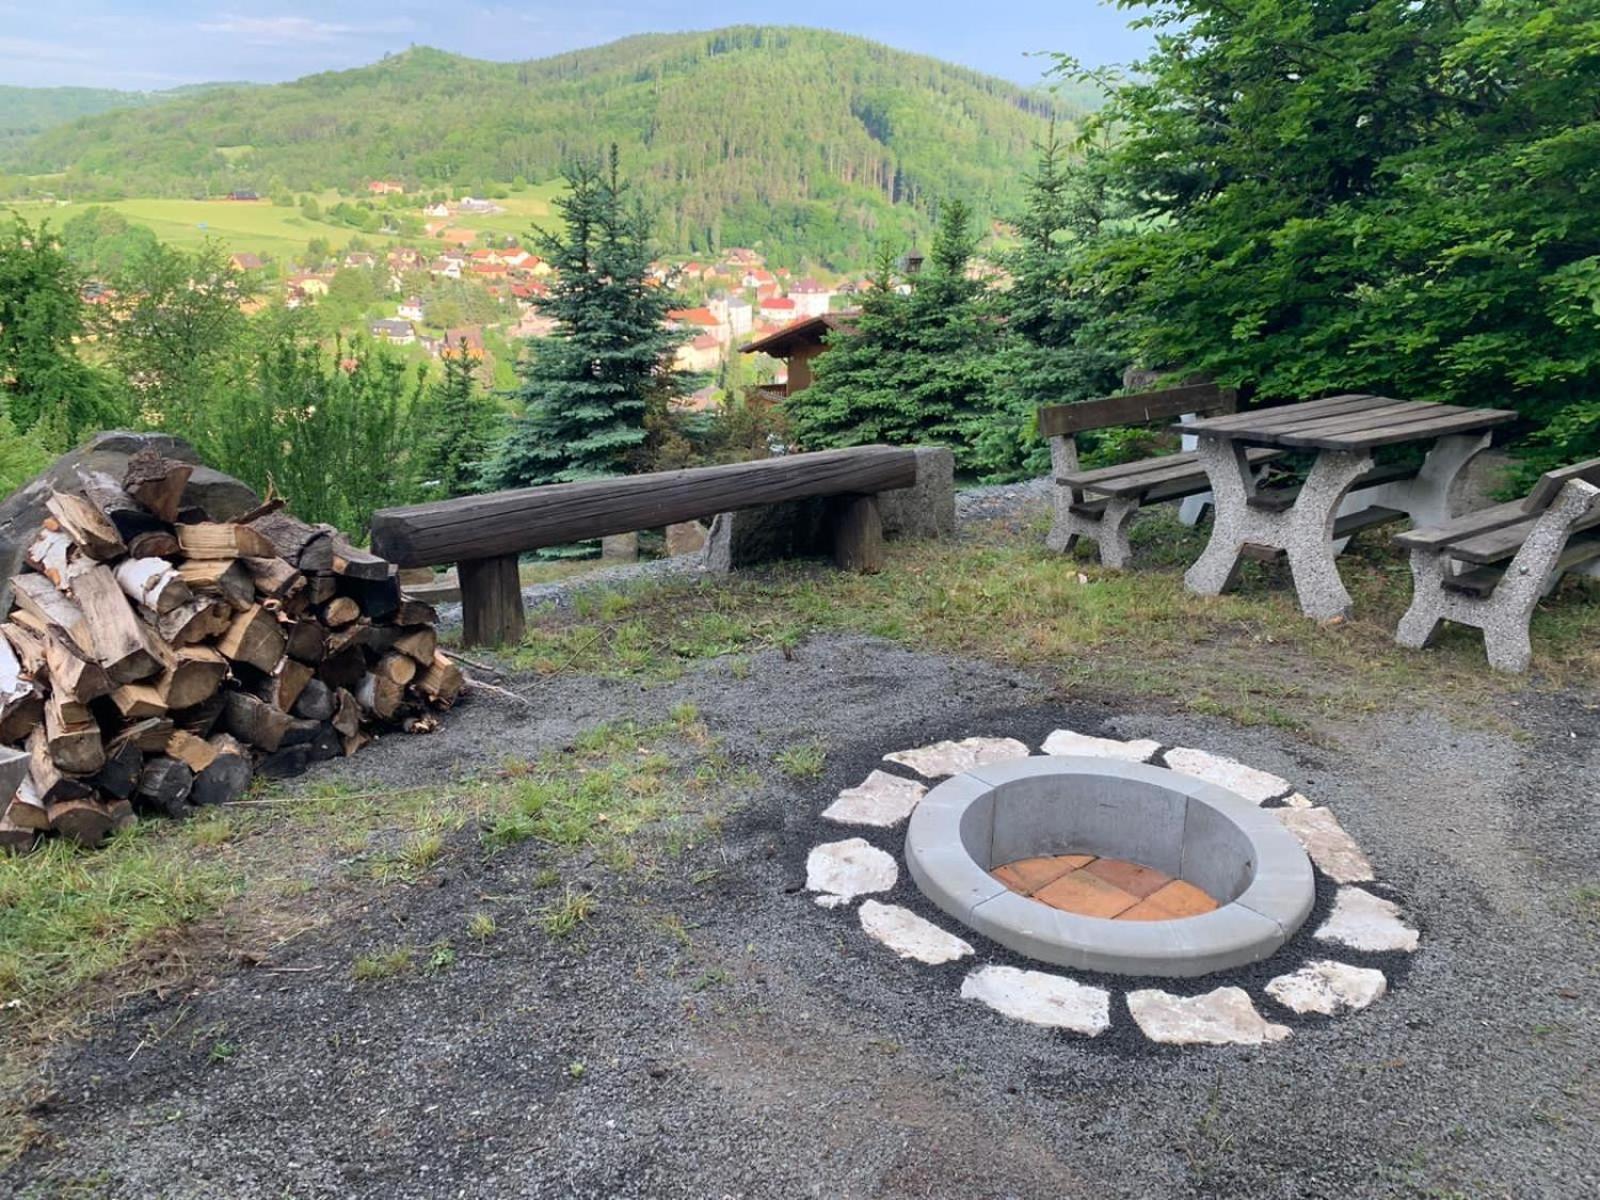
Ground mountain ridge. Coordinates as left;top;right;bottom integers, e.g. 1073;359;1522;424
5;27;1089;266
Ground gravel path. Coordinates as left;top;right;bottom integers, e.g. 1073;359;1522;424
6;625;1598;1198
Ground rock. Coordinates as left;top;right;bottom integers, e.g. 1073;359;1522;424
1274;806;1375;883
878;446;956;541
884;737;1030;780
1041;728;1160;763
664;520;708;557
822;770;926;827
1315;887;1419;952
959;965;1110;1035
858;900;972;965
805;838;897;905
1162;747;1292;804
1127;986;1291;1045
599;532;639;562
0;432;259;613
1279;792;1314;809
1265;960;1388;1015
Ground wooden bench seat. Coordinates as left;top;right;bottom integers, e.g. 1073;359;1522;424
1039;382;1257;568
1394;456;1600;672
370;446;921;646
1245;461;1422;514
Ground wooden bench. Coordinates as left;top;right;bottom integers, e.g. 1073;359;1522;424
1393;457;1600;672
1038;383;1284;567
369;446;919;647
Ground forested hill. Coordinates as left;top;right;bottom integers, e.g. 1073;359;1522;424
6;27;1089;265
0;84;241;157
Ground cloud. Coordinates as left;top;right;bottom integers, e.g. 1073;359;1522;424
0;34;99;63
198;14;416;44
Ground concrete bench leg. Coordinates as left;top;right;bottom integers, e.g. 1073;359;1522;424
1045;435;1138;568
1396;478;1600;673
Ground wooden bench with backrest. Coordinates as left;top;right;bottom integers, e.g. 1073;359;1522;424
1393;456;1600;673
369;445;919;647
1038;383;1284;567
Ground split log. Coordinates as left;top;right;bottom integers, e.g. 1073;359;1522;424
318;643;367;690
176;522;278;559
156;645;229;710
393;626;438;665
375;652;417;688
165;730;219;774
12;573;98;659
216;605;287;673
247;511;333;572
172;693;226;739
243;555;300;599
0;818;36;853
344;575;400;621
257;745;311;778
123;448;195;522
223;690;291;751
45;491;126;560
79;471;167;544
330;688;361;737
26;727;94;806
42;630;112;703
191;734;252;806
395;598;438;626
153;597;233;646
134;757;193;817
111;684;166;721
321;596;361;627
307;722;343;762
111;717;176;754
326;531;391;580
127;530;181;559
416;653;465;707
256;657;312;713
26;528;74;585
291;678;334;721
50;799;116;848
1;621;46;676
89;740;143;799
6;777;50;832
43;689;104;774
64;562;166;683
283;620;326;664
279;717;325;747
0;633;39;743
114;557;193;615
0;745;28;806
307;573;338;604
177;558;255;608
355;672;403;720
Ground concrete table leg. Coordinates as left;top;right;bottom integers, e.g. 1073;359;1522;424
1282;450;1375;620
1184;439;1261;597
1343;431;1494;533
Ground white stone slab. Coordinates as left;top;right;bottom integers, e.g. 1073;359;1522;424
1274;806;1375;883
805;838;898;905
884;737;1030;780
959;965;1110;1035
822;770;927;828
1315;887;1419;952
1265;960;1387;1015
1280;792;1314;809
1041;728;1161;763
1127;986;1291;1045
1162;747;1292;804
858;900;973;965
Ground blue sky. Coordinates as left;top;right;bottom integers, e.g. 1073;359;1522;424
0;2;1154;90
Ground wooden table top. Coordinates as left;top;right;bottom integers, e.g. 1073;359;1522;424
1182;393;1517;451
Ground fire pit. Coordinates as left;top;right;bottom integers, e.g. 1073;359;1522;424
905;757;1315;978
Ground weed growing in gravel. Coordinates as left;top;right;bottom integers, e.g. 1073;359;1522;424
776;741;827;779
425;941;457;974
467;912;497;941
352;946;414;982
538;888;596;938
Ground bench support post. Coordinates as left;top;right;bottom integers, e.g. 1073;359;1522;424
1046;436;1137;568
831;493;884;573
1396;478;1600;673
459;554;525;649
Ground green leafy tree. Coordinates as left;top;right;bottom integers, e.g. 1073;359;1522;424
97;240;254;432
487;148;690;486
788;201;999;469
1069;0;1600;468
59;205;160;275
0;216;125;440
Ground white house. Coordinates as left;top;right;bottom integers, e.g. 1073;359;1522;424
790;278;835;319
398;296;424;322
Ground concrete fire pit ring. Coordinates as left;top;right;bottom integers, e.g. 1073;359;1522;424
906;756;1315;978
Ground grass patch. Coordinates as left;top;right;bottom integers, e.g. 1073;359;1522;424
352;945;414;982
775;741;827;779
538;887;597;939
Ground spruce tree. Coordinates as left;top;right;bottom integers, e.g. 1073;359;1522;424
486;148;689;488
787;201;997;469
411;352;500;500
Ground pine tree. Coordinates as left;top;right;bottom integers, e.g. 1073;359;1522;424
982;130;1121;477
787;200;997;469
411;353;499;500
486;148;690;488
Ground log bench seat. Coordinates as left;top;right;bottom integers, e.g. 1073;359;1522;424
1393;456;1600;672
369;446;925;647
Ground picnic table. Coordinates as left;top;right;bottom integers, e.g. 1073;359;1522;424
1179;394;1517;619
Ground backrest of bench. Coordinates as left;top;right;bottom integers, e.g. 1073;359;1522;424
369;444;919;567
1037;383;1238;440
1526;456;1600;512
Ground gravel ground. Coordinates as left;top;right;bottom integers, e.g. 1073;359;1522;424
6;614;1599;1199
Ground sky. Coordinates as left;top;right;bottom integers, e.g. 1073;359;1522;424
0;1;1155;91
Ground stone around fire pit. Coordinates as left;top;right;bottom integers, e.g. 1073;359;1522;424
905;756;1315;978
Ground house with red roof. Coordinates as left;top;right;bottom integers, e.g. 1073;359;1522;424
368;180;404;195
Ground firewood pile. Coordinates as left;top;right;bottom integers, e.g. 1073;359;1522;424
0;448;465;854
